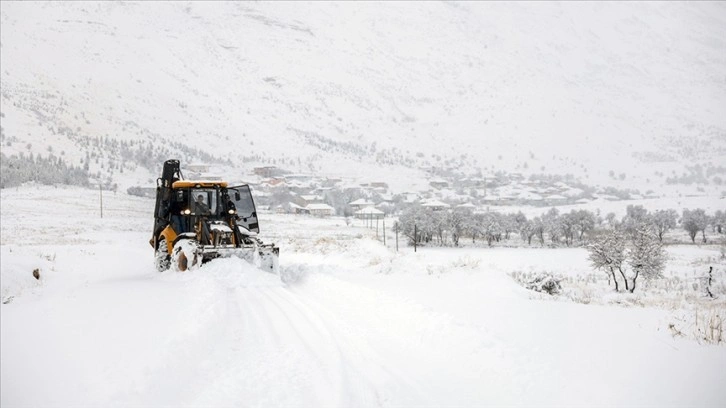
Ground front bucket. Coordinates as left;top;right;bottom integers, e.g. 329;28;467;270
206;244;279;274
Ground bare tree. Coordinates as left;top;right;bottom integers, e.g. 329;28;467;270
543;208;562;245
588;229;627;292
652;209;678;242
447;208;470;247
587;223;666;293
533;216;545;246
560;211;577;246
713;210;725;234
623;205;649;233
480;213;502;247
574;209;596;241
520;219;537;245
627;225;666;293
682;209;709;244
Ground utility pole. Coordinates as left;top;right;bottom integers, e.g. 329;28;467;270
99;184;103;219
414;224;417;253
383;218;386;246
395;222;399;252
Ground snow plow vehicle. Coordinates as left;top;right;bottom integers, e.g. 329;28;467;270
150;159;279;273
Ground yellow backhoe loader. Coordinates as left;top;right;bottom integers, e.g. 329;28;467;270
150;159;279;273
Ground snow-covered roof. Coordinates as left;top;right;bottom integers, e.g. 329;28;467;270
300;194;322;201
563;188;584;197
457;202;476;208
596;194;620;201
355;206;384;215
422;200;450;208
349;198;374;206
546;194;567;200
306;203;335;211
518;192;544;200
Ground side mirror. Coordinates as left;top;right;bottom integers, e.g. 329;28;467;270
235;192;241;200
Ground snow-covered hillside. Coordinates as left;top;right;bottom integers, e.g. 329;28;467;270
2;186;725;407
2;2;726;192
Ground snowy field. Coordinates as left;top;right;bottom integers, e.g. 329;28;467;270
1;186;725;407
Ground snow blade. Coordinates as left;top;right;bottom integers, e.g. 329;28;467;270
196;243;280;275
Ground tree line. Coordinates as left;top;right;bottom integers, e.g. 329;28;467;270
397;204;725;248
0;153;89;188
397;204;725;294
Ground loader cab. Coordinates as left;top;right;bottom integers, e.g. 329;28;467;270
169;181;225;233
167;181;259;235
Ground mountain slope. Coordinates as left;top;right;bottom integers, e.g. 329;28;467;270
1;1;725;191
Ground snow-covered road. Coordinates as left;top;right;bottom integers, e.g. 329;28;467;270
2;187;725;407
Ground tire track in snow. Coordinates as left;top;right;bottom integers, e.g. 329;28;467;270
260;287;387;407
284;280;438;406
281;263;440;405
256;288;352;406
184;285;321;407
287;282;451;406
287;271;538;406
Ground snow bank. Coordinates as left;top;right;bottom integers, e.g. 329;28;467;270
0;247;54;303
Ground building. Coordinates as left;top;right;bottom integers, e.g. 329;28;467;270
349;198;375;211
306;203;336;217
545;194;568;206
186;163;210;173
422;200;451;211
300;194;324;205
253;166;278;177
355;206;384;219
430;179;449;189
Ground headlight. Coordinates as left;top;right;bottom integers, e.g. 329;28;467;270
228;209;236;215
183;209;191;215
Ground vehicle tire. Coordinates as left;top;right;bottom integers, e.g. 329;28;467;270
171;239;200;272
155;238;171;272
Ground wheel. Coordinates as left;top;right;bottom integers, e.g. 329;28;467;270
155;238;171;272
170;239;200;272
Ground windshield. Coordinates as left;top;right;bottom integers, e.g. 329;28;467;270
190;189;218;216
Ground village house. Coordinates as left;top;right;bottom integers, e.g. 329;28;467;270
354;206;384;220
253;166;278;178
429;179;449;189
545;194;568;206
306;203;336;217
349;198;375;211
186;163;210;173
300;194;324;205
422;200;451;211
